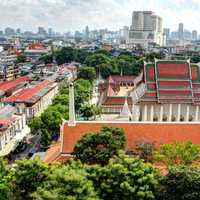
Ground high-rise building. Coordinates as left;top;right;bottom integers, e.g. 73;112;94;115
183;29;192;40
85;26;90;40
164;28;170;40
171;31;178;40
38;26;47;35
120;26;129;42
129;11;164;48
178;23;184;40
16;28;21;34
48;28;53;36
192;30;198;41
4;27;15;36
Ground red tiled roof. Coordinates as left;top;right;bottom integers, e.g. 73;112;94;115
103;97;133;106
44;122;200;163
43;142;62;163
29;43;44;50
0;76;30;92
142;61;200;104
61;122;200;154
0;119;13;126
4;80;50;103
108;75;136;83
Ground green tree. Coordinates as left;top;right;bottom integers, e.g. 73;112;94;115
52;94;69;106
0;158;11;200
32;165;99;200
74;49;90;63
79;104;101;120
39;54;53;64
85;53;111;69
74;127;126;165
157;166;200;200
16;55;26;63
78;67;96;83
11;159;48;200
55;47;75;65
80;104;96;119
99;63;112;78
154;141;200;166
28;116;43;135
40;107;62;146
75;79;92;111
88;152;158;200
191;56;200;63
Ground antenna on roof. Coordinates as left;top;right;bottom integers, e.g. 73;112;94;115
68;82;76;126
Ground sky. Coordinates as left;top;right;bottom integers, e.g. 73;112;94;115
0;0;199;33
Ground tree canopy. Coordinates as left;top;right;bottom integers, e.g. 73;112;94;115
87;152;158;200
74;127;126;165
77;67;96;83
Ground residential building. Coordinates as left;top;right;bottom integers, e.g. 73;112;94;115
4;80;58;121
0;51;19;81
24;43;50;61
0;105;30;156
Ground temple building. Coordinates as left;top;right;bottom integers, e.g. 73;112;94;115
44;81;200;163
131;59;200;122
99;74;143;113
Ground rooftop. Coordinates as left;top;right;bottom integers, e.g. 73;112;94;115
4;80;53;104
0;76;30;94
44;121;200;163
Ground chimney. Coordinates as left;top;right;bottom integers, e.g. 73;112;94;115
68;82;76;126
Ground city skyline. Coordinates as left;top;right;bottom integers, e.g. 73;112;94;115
0;0;200;33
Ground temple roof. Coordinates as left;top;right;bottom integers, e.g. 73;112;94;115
44;121;200;163
139;60;200;104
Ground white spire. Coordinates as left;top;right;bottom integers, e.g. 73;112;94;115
68;82;76;126
120;97;132;118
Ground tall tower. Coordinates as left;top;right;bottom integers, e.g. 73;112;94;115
178;23;184;40
68;82;76;126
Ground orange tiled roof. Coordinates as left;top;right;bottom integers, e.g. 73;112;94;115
43;142;62;163
44;122;200;163
61;122;200;154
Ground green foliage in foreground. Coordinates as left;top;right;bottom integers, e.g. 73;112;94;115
154;141;200;166
1;141;200;200
74;127;126;165
88;152;158;200
157;166;200;200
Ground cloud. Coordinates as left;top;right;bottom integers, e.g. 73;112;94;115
0;0;199;33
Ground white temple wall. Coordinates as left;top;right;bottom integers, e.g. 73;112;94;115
133;104;200;122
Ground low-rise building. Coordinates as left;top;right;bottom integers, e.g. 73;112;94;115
24;43;50;61
0;105;30;156
4;80;58;121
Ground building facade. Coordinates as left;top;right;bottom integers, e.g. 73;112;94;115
128;11;164;48
131;59;200;122
4;80;58;121
0;106;30;156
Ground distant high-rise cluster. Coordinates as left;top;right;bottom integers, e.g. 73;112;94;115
128;11;164;48
164;23;199;43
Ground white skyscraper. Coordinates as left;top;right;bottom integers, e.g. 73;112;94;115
128;11;164;48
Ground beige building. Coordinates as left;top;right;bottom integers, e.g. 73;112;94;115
4;80;58;121
0;106;30;156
